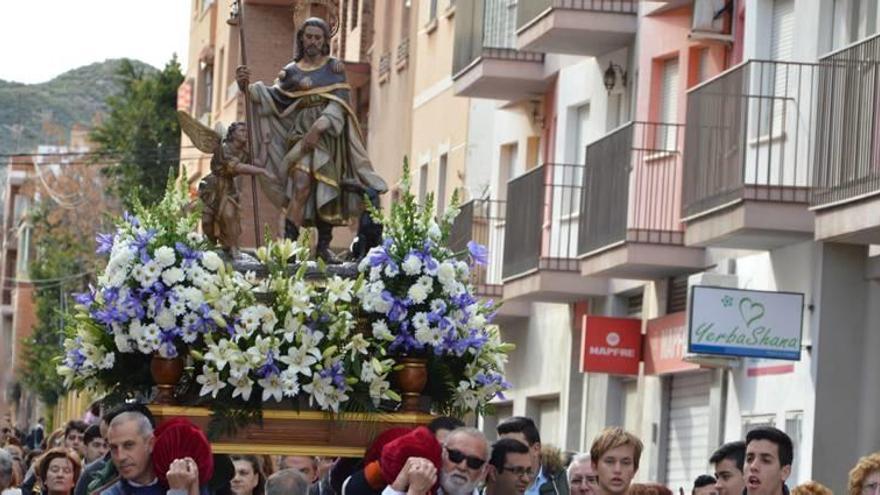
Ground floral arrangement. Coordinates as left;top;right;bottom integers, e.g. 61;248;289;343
58;164;511;418
358;162;512;414
58;176;254;397
194;236;399;413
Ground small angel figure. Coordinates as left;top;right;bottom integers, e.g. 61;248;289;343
178;111;274;257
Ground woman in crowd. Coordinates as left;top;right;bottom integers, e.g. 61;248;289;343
41;431;64;452
229;456;265;495
36;449;80;495
849;452;880;495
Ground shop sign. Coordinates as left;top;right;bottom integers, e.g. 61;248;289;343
581;316;642;375
645;312;700;374
689;286;804;361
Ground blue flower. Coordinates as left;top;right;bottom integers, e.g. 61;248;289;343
256;351;280;379
123;211;140;228
175;242;202;267
133;229;157;263
95;232;114;255
73;290;95;307
467;241;489;266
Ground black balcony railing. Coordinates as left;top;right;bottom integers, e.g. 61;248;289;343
517;0;637;32
450;199;506;298
812;34;880;208
453;0;544;78
578;121;685;256
682;60;817;220
502;163;583;280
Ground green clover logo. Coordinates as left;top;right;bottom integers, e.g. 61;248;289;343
721;295;733;307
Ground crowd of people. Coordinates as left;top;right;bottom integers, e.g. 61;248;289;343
1;409;878;495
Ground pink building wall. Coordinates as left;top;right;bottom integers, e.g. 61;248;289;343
630;4;732;235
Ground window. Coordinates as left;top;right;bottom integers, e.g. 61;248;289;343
437;153;448;214
199;61;214;121
627;290;644;317
742;414;776;434
216;48;225;109
657;57;680;149
351;0;360;29
498;142;519;200
483;0;517;49
574;103;591;165
758;0;794;137
419;163;429;205
786;412;803;484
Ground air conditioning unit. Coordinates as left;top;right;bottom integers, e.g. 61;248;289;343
690;0;733;43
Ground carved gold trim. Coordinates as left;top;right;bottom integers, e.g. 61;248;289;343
211;442;365;457
148;405;434;423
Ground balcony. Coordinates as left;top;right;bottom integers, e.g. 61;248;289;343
452;0;546;101
450;199;529;319
502;164;608;303
578;122;705;279
516;0;637;56
682;60;818;250
812;34;880;244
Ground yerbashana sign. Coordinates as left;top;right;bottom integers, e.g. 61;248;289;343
688;286;805;361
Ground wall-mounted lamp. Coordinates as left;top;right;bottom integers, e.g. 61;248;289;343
603;61;628;92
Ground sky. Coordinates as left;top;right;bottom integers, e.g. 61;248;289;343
0;0;191;84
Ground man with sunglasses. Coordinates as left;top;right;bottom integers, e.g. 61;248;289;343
383;427;489;495
484;438;532;495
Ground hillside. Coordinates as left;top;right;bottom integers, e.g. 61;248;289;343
0;59;157;154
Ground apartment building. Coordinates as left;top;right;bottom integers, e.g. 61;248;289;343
445;1;880;493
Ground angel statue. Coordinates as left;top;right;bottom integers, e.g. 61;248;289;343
178;111;275;257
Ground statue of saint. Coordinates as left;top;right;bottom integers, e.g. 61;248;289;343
178;112;275;257
236;17;388;263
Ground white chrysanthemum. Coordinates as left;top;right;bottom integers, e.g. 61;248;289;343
114;334;133;353
408;283;429;304
414;326;433;345
202;251;224;272
402;254;422;276
155;309;177;330
187;232;203;244
154;246;176;268
181;287;205;310
437;262;456;286
384;263;399;277
279;369;301;397
412;312;430;331
161;267;185;287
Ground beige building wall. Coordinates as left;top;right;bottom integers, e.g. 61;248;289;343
367;0;416;208
410;0;471;211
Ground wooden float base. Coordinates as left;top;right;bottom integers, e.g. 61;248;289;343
149;405;435;457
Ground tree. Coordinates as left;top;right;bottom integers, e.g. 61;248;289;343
90;57;184;208
20;161;121;406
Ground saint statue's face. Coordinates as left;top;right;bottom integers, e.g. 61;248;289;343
302;25;326;59
230;125;248;146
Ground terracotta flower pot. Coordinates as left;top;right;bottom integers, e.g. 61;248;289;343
150;354;184;405
393;357;428;412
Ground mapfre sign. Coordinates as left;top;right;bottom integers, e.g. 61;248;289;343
580;316;642;375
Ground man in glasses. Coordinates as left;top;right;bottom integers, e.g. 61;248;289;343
497;416;569;495
383;427;489;495
485;438;532;495
567;454;598;495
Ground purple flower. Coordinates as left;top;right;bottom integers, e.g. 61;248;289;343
133;229;157;263
95;233;114;255
319;361;346;389
467;241;489;266
256;352;280;379
73;289;95;307
175;242;202;267
123;211;140;228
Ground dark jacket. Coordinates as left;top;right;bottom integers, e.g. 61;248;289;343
537;447;569;495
